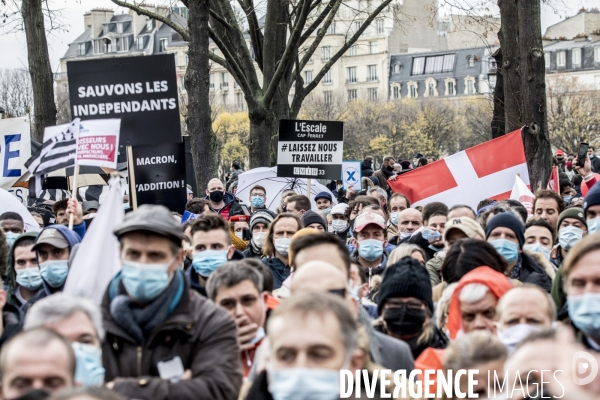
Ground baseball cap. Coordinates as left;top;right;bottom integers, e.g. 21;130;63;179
186;184;193;195
32;228;69;250
443;217;485;242
331;203;349;215
83;200;99;213
114;204;186;242
556;150;565;156
353;212;386;232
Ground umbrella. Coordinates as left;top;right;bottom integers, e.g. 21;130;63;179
0;188;40;231
236;167;336;212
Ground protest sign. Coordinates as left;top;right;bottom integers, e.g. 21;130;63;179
0;117;31;190
130;142;186;212
67;54;181;146
342;161;362;191
76;119;120;169
276;119;343;180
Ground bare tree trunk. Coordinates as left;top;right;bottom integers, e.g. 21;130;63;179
21;0;56;142
185;0;215;191
491;48;505;138
497;0;522;131
517;0;551;189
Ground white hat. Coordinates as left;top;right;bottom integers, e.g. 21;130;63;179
331;203;349;215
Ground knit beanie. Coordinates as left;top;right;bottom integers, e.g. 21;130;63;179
250;209;275;230
301;210;326;230
314;191;332;202
485;212;525;248
377;257;433;315
557;207;586;230
583;181;600;216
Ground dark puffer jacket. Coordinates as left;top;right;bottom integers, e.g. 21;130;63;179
101;274;242;400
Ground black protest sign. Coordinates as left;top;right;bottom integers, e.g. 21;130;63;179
277;119;344;180
131;142;186;213
67;54;181;147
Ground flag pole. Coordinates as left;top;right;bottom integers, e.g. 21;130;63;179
127;145;138;210
68;163;80;230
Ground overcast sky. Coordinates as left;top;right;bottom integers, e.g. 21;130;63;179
0;0;597;71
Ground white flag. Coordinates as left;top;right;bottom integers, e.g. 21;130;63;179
510;175;535;216
63;176;124;303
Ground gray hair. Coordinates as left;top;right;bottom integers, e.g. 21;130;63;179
367;186;388;201
459;283;489;304
206;261;264;301
24;293;105;340
268;291;358;355
444;330;507;371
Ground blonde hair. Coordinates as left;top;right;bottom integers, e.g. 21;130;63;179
388;244;428;265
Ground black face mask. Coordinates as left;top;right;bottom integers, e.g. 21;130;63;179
9;390;51;400
383;305;426;337
209;190;224;203
386;165;394;172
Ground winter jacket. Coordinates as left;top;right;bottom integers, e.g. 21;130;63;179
242;245;262;259
101;272;242;400
0;302;23;349
185;266;207;297
5;232;40;308
204;191;244;220
551;265;566;311
261;257;290;290
361;160;374;177
350;250;389;283
425;251;446;287
591;155;600;173
372;169;392;192
516;252;552;292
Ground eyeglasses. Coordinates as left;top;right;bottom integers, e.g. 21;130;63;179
328;288;347;299
385;299;424;310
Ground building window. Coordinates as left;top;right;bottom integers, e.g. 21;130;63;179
327;22;336;35
466;79;475;94
209;74;215;89
412;54;455;75
324;91;332;105
304;70;313;85
557;51;565;67
236;93;244;109
428;83;434;96
572;48;581;67
347;89;357;102
221;72;228;88
323;70;332;84
117;23;123;33
146;20;153;31
446;79;455;96
222;93;228;106
347;67;357;83
376;19;384;34
136;37;144;50
392;85;400;99
544;52;550;69
408;83;418;98
117;37;129;52
160;38;168;52
77;43;86;56
322;46;331;61
369;42;377;54
348;45;358;56
93;40;106;54
393;63;401;74
367;88;378;101
354;20;362;33
595;47;600;62
367;65;378;82
467;56;475;68
412;57;425;75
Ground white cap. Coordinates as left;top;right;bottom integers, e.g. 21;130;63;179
331;203;349;215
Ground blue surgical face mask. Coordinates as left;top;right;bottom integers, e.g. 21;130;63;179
268;368;340;400
558;226;584;251
5;232;19;247
192;250;229;277
587;217;600;234
568;293;600;338
523;243;551;260
322;207;332;216
358;238;384;261
123;203;130;210
563;196;573;205
16;268;43;291
72;342;105;387
121;259;171;302
389;212;399;226
422;228;442;242
490;238;519;264
251;196;265;208
39;260;69;288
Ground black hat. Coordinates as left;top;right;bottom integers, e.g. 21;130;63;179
584;181;600;216
301;210;326;230
485;212;525;248
377;257;433;315
314;191;332;202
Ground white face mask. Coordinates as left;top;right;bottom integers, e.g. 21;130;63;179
331;220;347;232
497;323;541;354
274;238;291;256
252;232;266;248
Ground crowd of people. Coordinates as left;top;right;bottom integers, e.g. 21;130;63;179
0;149;599;400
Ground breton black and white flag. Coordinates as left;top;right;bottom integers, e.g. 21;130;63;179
25;119;81;196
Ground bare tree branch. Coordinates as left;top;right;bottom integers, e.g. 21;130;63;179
110;0;190;41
